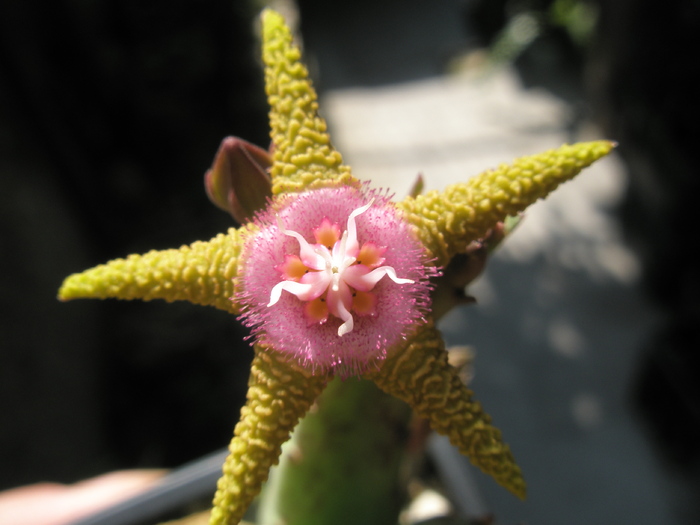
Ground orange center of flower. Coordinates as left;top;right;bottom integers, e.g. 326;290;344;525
267;201;413;336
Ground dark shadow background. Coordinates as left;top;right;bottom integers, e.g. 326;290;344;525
589;0;700;521
1;0;266;488
1;0;699;523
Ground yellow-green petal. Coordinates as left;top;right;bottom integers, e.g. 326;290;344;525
210;346;329;525
261;9;358;195
58;227;251;314
364;319;527;499
398;140;616;266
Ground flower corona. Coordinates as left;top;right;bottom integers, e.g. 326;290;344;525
239;186;436;376
268;199;415;337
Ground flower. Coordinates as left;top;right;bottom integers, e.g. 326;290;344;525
238;186;437;376
58;8;616;525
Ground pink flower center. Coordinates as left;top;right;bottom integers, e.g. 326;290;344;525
267;200;414;337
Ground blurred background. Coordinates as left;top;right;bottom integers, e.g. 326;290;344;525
1;0;698;524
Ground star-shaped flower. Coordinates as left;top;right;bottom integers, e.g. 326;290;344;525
59;9;615;525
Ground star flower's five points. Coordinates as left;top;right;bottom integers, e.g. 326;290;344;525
58;8;617;525
268;199;414;337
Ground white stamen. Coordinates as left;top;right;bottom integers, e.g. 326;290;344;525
269;199;411;337
336;298;354;337
345;199;373;255
268;280;314;306
277;215;325;270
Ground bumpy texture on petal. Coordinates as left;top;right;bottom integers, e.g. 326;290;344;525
59;227;252;314
398;140;616;266
239;186;437;377
210;346;328;525
364;318;526;499
262;9;358;194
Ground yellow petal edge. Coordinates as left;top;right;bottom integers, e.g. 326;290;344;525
210;347;328;525
262;9;358;195
398;140;617;266
58;226;253;314
365;319;527;499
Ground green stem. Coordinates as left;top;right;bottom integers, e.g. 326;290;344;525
257;377;412;525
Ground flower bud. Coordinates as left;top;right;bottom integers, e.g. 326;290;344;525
204;137;273;222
